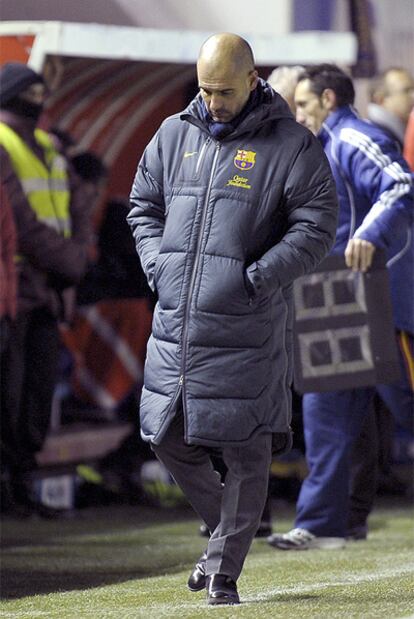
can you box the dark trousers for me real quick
[152,405,272,581]
[298,335,413,538]
[348,402,379,532]
[298,389,372,537]
[1,308,60,475]
[349,332,414,532]
[349,394,410,531]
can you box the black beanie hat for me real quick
[0,62,44,107]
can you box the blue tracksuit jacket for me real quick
[319,105,413,334]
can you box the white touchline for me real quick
[243,562,414,602]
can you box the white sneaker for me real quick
[267,527,345,550]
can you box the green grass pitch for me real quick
[1,500,413,618]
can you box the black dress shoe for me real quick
[206,574,240,605]
[187,551,207,591]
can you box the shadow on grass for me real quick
[0,504,199,600]
[0,564,185,600]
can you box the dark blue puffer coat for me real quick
[128,81,338,447]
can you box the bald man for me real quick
[368,67,414,147]
[128,33,337,605]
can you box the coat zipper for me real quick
[180,140,221,434]
[153,142,219,444]
[195,139,209,174]
[153,375,184,444]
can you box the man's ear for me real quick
[321,88,337,111]
[249,70,259,91]
[372,90,386,104]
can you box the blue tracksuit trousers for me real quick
[295,339,413,537]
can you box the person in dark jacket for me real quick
[0,62,94,517]
[0,181,17,352]
[128,34,338,605]
[268,64,413,551]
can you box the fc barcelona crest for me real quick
[234,149,256,171]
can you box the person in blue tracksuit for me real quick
[268,64,413,551]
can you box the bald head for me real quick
[197,33,258,123]
[370,67,414,123]
[198,33,255,75]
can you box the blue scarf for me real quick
[198,85,262,139]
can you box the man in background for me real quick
[267,65,304,113]
[0,62,94,517]
[368,67,414,148]
[268,64,413,550]
[0,182,17,353]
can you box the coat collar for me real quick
[180,78,294,140]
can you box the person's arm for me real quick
[246,132,338,295]
[0,182,17,319]
[340,127,413,271]
[127,131,165,292]
[66,160,96,249]
[0,147,93,284]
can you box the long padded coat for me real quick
[128,81,338,447]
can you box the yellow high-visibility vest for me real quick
[0,121,71,237]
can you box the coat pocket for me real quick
[245,261,272,306]
[196,254,253,315]
[154,252,186,310]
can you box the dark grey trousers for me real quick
[152,407,272,581]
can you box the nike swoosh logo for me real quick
[184,151,198,158]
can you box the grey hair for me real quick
[267,65,305,99]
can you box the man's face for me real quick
[294,79,330,135]
[197,61,258,123]
[383,70,414,124]
[19,82,47,106]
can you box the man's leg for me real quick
[295,388,373,538]
[206,432,272,581]
[151,407,223,533]
[348,402,379,538]
[0,312,27,471]
[0,313,28,512]
[6,309,61,510]
[20,308,60,455]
